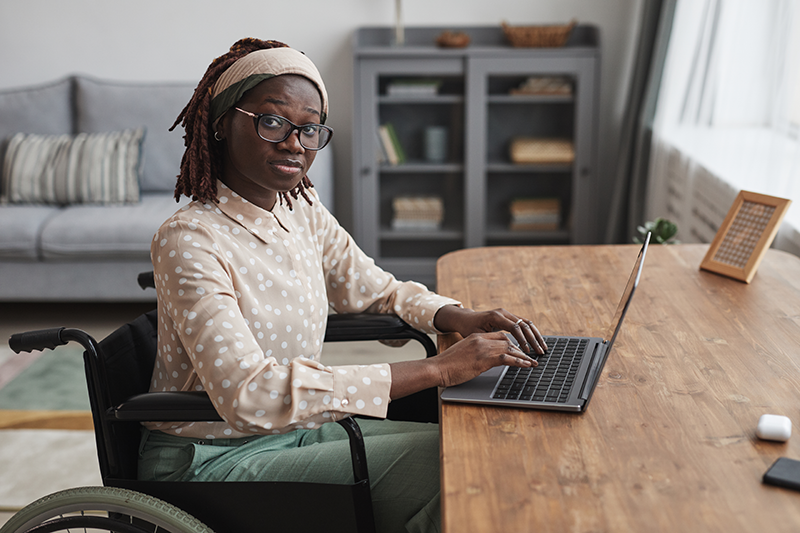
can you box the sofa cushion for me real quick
[3,129,143,204]
[0,204,61,260]
[74,77,195,194]
[0,77,73,173]
[39,193,189,261]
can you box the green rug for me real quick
[0,347,89,411]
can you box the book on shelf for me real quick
[387,79,442,97]
[385,123,406,163]
[392,196,444,231]
[392,219,442,231]
[377,126,394,164]
[509,76,573,96]
[378,123,406,165]
[509,138,574,165]
[376,129,388,164]
[509,197,560,231]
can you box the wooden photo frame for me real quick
[699,190,791,283]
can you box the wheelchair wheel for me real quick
[0,486,212,533]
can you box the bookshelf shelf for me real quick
[379,95,465,105]
[380,162,464,173]
[487,162,572,173]
[487,94,574,104]
[352,26,600,287]
[486,229,571,242]
[380,228,465,240]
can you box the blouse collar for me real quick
[212,180,293,244]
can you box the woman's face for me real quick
[218,74,321,211]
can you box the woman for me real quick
[140,38,546,533]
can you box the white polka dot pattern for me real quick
[146,181,459,439]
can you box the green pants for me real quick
[139,419,440,533]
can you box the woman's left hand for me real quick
[433,305,547,355]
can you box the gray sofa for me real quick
[0,75,334,302]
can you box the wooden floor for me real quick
[0,410,93,430]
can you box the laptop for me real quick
[441,232,650,413]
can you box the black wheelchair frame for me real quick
[4,274,438,533]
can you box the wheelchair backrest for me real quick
[92,309,158,480]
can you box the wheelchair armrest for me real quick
[111,391,371,483]
[111,391,221,422]
[325,313,437,358]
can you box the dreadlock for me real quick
[170,38,315,208]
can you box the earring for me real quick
[214,131,223,142]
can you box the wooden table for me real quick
[436,244,800,533]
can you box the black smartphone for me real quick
[764,457,800,491]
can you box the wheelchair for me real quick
[2,273,438,533]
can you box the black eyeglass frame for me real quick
[233,107,333,151]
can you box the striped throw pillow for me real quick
[1,128,144,205]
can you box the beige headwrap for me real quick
[209,47,328,126]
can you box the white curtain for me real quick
[646,0,800,254]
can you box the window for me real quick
[646,0,800,253]
[787,6,800,133]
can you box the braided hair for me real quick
[170,38,315,208]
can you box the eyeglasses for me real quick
[234,107,333,151]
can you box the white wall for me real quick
[0,0,642,234]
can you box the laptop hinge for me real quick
[579,342,603,401]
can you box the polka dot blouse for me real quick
[146,181,460,440]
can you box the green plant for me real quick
[634,217,679,244]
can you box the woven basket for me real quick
[501,20,576,48]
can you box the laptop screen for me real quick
[603,233,650,350]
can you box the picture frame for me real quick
[699,190,791,283]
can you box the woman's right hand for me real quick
[389,332,536,400]
[433,331,537,388]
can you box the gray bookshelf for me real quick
[352,26,600,288]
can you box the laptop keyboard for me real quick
[491,337,588,403]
